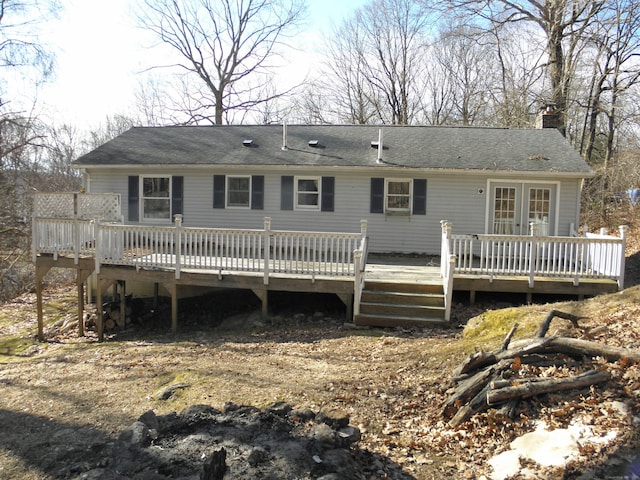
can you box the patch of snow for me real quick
[488,419,618,480]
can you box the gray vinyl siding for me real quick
[86,168,584,255]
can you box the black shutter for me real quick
[213,175,226,209]
[128,176,139,222]
[281,176,294,210]
[321,176,335,212]
[370,178,384,213]
[251,175,264,210]
[172,176,184,220]
[413,179,427,215]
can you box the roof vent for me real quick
[242,139,253,147]
[282,122,288,151]
[308,140,319,147]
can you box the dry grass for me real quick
[1,207,639,479]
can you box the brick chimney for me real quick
[536,103,559,129]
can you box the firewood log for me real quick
[486,369,610,405]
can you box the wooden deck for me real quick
[31,197,627,339]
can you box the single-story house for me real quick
[72,122,593,254]
[32,118,628,340]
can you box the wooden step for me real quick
[361,290,444,307]
[359,301,445,318]
[355,278,447,327]
[363,280,443,295]
[354,313,448,327]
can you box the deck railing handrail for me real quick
[353,220,369,318]
[33,216,368,287]
[440,221,455,322]
[447,222,627,289]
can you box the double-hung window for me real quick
[141,176,171,220]
[370,177,426,215]
[227,176,251,208]
[385,179,411,213]
[295,177,320,210]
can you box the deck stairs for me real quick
[354,279,447,327]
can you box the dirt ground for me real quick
[1,213,640,479]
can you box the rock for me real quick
[152,382,190,401]
[288,408,316,422]
[267,401,293,417]
[201,447,226,480]
[337,426,361,446]
[246,445,269,466]
[138,410,159,430]
[317,407,350,429]
[117,421,151,450]
[309,423,337,448]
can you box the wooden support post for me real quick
[469,290,476,304]
[35,264,50,342]
[96,276,104,342]
[153,283,159,310]
[75,269,93,337]
[262,291,268,320]
[77,280,84,337]
[251,289,269,320]
[119,281,126,329]
[337,293,353,321]
[167,283,178,334]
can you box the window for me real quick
[295,177,320,209]
[385,179,411,212]
[370,178,426,215]
[493,187,516,234]
[528,188,550,235]
[142,176,171,220]
[227,176,251,208]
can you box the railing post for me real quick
[94,219,102,275]
[354,250,362,318]
[73,215,80,265]
[263,217,271,285]
[360,219,368,239]
[174,214,183,280]
[32,214,37,263]
[440,220,452,277]
[445,254,456,322]
[618,225,628,290]
[529,222,537,288]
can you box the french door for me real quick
[490,182,555,236]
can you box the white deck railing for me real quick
[33,215,369,286]
[440,221,456,322]
[446,222,627,289]
[353,222,369,317]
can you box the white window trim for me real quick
[226,175,251,209]
[385,178,412,213]
[294,176,321,211]
[140,175,172,223]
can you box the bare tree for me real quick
[431,26,495,126]
[136,0,306,125]
[442,0,606,135]
[486,23,546,127]
[321,16,381,124]
[320,0,432,125]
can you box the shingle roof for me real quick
[73,124,592,174]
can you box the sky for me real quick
[36,0,369,128]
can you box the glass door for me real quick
[490,183,556,236]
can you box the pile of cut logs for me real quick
[442,310,640,428]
